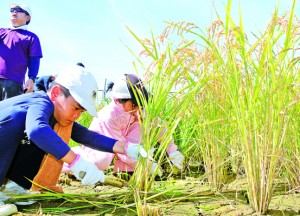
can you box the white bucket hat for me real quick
[9,3,32,17]
[55,65,98,117]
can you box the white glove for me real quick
[125,143,147,159]
[69,155,105,186]
[150,161,162,177]
[168,151,184,170]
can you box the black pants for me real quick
[0,79,23,101]
[6,142,45,189]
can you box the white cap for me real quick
[111,74,149,107]
[112,76,131,99]
[55,65,98,117]
[10,3,32,17]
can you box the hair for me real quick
[49,75,56,81]
[125,74,148,107]
[76,62,85,68]
[118,98,130,104]
[48,81,71,97]
[25,12,30,25]
[106,81,114,93]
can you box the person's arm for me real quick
[72,121,148,159]
[167,140,179,154]
[156,123,179,154]
[78,105,128,150]
[71,122,124,153]
[25,98,71,159]
[26,100,142,160]
[60,149,77,164]
[27,57,40,81]
[89,108,139,166]
[24,57,40,93]
[25,100,107,186]
[157,122,184,169]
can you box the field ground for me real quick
[12,173,300,216]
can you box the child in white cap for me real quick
[0,66,145,215]
[62,74,184,175]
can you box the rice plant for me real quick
[126,26,199,215]
[127,0,300,214]
[282,89,300,190]
[224,1,299,213]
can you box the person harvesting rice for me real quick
[0,65,146,215]
[62,74,184,175]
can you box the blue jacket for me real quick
[0,91,117,185]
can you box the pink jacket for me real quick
[77,101,178,172]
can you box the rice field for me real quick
[12,0,300,215]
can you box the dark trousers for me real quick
[0,79,23,101]
[6,142,45,189]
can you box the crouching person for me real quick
[0,65,145,215]
[62,74,184,178]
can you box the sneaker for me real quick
[0,203,18,216]
[0,190,10,203]
[1,181,36,205]
[0,185,18,215]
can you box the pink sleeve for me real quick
[115,153,137,167]
[155,125,178,155]
[115,122,142,166]
[91,105,137,166]
[125,122,179,155]
[115,121,144,166]
[125,122,142,143]
[166,139,178,155]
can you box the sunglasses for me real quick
[10,8,29,15]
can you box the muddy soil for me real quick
[9,169,300,216]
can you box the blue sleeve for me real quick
[28,57,40,80]
[71,122,117,153]
[25,99,71,159]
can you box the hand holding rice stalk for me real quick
[79,171,127,188]
[125,143,148,159]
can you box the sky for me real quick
[0,0,298,91]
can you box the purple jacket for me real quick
[0,28,42,84]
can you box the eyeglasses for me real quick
[10,8,29,15]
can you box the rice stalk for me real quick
[222,0,299,213]
[127,25,205,214]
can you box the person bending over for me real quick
[0,66,144,191]
[62,74,184,176]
